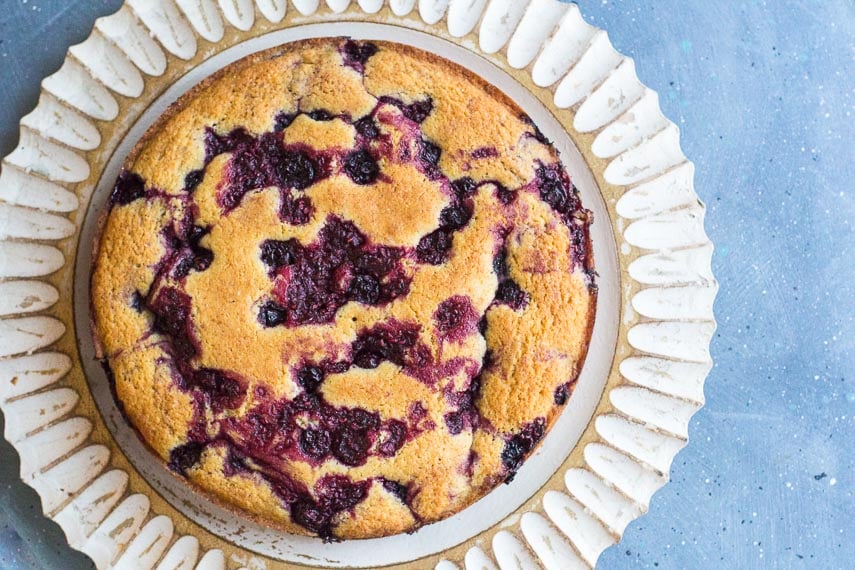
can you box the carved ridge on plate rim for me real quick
[0,1,716,568]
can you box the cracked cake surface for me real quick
[91,38,596,540]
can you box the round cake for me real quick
[91,38,596,540]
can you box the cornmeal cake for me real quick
[91,38,596,540]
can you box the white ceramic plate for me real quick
[0,2,716,569]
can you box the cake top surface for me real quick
[91,37,595,540]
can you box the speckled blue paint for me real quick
[0,2,852,569]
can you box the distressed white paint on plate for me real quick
[195,548,227,570]
[176,0,226,42]
[127,0,198,60]
[255,0,288,23]
[628,245,715,286]
[446,0,488,38]
[553,30,622,108]
[70,31,145,98]
[0,352,71,402]
[419,0,450,25]
[96,6,169,77]
[0,166,80,212]
[0,280,59,316]
[292,0,320,16]
[325,0,351,14]
[574,58,644,133]
[493,530,540,570]
[584,443,665,508]
[357,0,384,14]
[389,0,416,17]
[465,546,499,570]
[479,0,528,54]
[81,494,150,569]
[0,316,66,358]
[542,490,615,567]
[29,445,111,514]
[531,5,594,88]
[53,470,128,549]
[521,512,587,570]
[20,94,101,151]
[218,0,256,31]
[0,203,75,240]
[507,0,568,70]
[619,356,709,403]
[155,535,200,570]
[16,416,92,478]
[113,515,174,570]
[591,89,669,159]
[3,388,79,442]
[596,414,685,474]
[6,129,90,183]
[0,242,65,278]
[42,59,119,121]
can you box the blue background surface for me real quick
[0,1,852,568]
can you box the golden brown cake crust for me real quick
[91,38,595,540]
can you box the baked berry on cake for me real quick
[91,38,595,540]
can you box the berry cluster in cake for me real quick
[91,38,595,540]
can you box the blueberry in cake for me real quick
[91,38,596,540]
